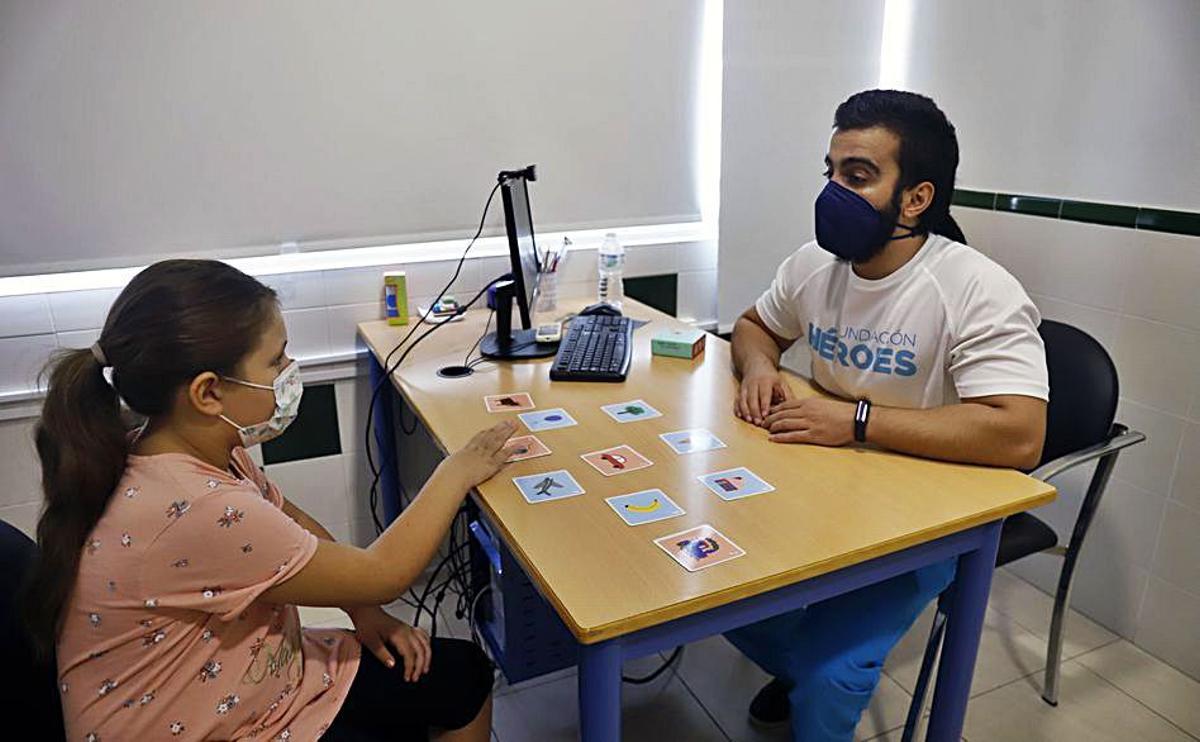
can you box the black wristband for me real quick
[854,399,872,443]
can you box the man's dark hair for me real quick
[834,90,967,244]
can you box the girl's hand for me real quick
[347,606,432,682]
[445,420,515,489]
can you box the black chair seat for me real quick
[996,512,1058,567]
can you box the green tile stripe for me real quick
[951,189,1200,237]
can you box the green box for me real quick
[651,327,706,359]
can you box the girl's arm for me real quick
[259,420,514,607]
[282,498,336,541]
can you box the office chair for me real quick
[0,519,65,740]
[900,320,1147,741]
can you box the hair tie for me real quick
[90,342,109,368]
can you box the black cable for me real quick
[364,273,500,528]
[364,180,501,533]
[365,276,502,535]
[622,647,684,685]
[462,309,495,367]
[397,396,419,437]
[411,538,471,635]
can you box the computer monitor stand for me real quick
[480,279,559,360]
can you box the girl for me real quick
[25,259,514,741]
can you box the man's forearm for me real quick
[732,315,783,377]
[867,402,1042,469]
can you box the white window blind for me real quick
[0,1,704,276]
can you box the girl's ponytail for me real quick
[25,347,129,657]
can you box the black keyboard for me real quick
[550,314,633,382]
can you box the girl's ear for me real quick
[188,372,225,417]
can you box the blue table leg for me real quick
[369,356,402,525]
[926,520,1002,741]
[579,640,622,741]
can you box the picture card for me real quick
[512,469,585,504]
[654,524,746,571]
[660,428,727,455]
[580,445,653,476]
[605,488,685,526]
[601,399,663,423]
[518,408,578,432]
[484,392,536,412]
[503,435,551,462]
[697,467,775,501]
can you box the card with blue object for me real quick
[654,523,745,571]
[518,408,578,432]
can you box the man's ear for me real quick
[188,372,225,417]
[902,181,935,221]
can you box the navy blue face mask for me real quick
[814,179,923,263]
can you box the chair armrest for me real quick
[1028,427,1146,482]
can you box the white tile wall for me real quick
[0,418,42,509]
[677,269,718,324]
[1121,230,1200,332]
[972,207,1200,680]
[56,328,102,350]
[1150,501,1200,596]
[326,303,382,358]
[1112,400,1186,498]
[0,334,58,394]
[260,272,327,310]
[47,288,120,332]
[1136,577,1200,680]
[1170,421,1200,510]
[0,293,54,336]
[1111,315,1200,414]
[280,307,332,361]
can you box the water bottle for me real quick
[597,232,625,309]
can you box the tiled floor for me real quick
[299,567,1200,741]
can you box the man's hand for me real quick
[347,606,432,682]
[735,365,793,426]
[762,397,857,446]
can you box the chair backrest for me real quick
[0,519,65,739]
[1035,320,1120,468]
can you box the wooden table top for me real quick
[358,299,1055,644]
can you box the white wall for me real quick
[905,0,1200,210]
[716,0,885,329]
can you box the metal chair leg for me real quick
[1043,568,1070,706]
[901,607,947,742]
[1041,448,1121,706]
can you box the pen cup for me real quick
[534,270,558,318]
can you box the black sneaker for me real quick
[748,678,792,729]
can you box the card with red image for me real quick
[580,445,653,476]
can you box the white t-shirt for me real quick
[754,234,1049,409]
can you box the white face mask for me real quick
[219,360,303,447]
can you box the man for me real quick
[727,90,1048,741]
